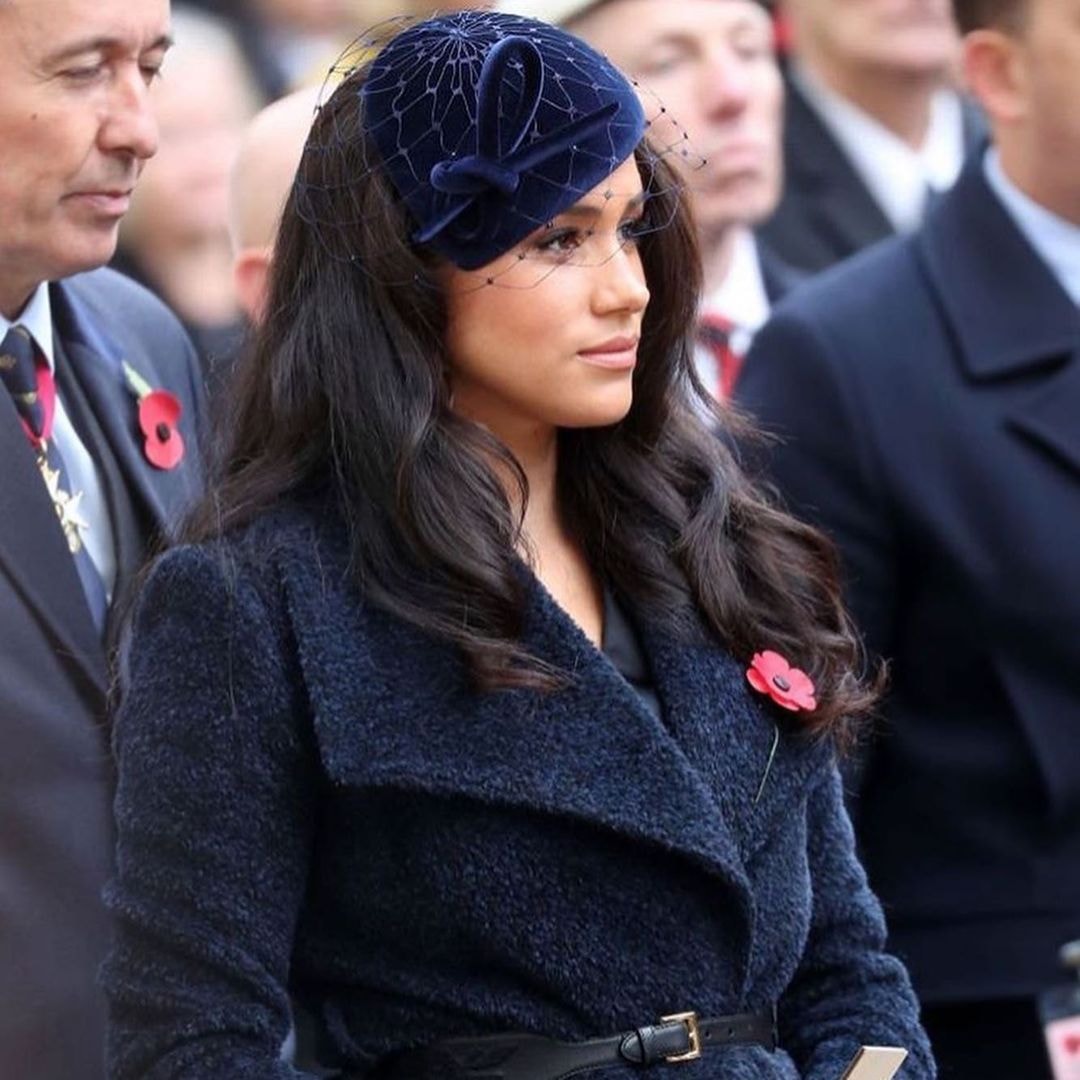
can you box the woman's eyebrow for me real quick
[556,191,648,222]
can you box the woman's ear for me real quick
[962,27,1030,128]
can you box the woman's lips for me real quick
[578,336,639,370]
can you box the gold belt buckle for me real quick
[660,1010,701,1063]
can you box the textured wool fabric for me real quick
[362,11,646,269]
[104,503,935,1079]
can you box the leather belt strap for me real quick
[365,1005,777,1080]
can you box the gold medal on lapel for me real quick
[37,453,90,555]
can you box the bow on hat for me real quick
[363,11,646,270]
[418,35,619,246]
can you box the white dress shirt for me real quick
[792,64,967,235]
[695,228,772,400]
[984,148,1080,306]
[1,284,118,599]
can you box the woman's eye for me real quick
[618,217,648,245]
[535,228,582,256]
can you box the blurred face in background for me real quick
[786,0,959,80]
[123,29,260,249]
[250,0,359,33]
[569,0,784,238]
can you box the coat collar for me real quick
[277,522,831,1001]
[0,279,139,695]
[0,389,106,693]
[919,150,1079,382]
[779,75,896,256]
[50,279,175,535]
[919,152,1080,480]
[0,275,203,695]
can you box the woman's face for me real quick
[442,156,651,447]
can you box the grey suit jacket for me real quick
[0,268,205,1080]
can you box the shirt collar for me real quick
[983,147,1080,307]
[792,63,966,234]
[0,282,56,372]
[703,228,770,356]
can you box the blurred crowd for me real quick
[116,0,978,391]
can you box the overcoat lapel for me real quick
[0,390,106,693]
[284,538,830,999]
[782,81,895,257]
[920,158,1080,478]
[638,619,830,863]
[1007,350,1080,480]
[50,282,198,540]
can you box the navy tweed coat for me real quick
[104,502,934,1079]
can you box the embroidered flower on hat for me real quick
[746,651,817,712]
[122,361,185,471]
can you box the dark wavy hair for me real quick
[184,62,880,742]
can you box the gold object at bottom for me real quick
[36,452,89,555]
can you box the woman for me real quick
[104,11,934,1079]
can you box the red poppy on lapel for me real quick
[138,390,185,470]
[123,361,185,471]
[746,651,817,712]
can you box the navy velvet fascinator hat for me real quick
[359,10,647,271]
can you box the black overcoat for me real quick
[738,153,1080,1004]
[104,504,934,1079]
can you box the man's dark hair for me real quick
[952,0,1026,34]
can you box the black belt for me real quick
[364,1006,777,1080]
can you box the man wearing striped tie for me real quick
[0,0,205,1076]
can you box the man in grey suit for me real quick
[0,0,205,1075]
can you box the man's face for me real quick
[0,0,170,316]
[1008,0,1080,223]
[569,0,784,239]
[787,0,958,79]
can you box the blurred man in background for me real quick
[738,0,1080,1074]
[229,87,320,324]
[761,0,983,272]
[499,0,795,399]
[117,4,263,383]
[0,0,205,1075]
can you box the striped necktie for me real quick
[0,324,109,633]
[698,313,743,400]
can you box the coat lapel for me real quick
[920,156,1080,478]
[1006,348,1080,480]
[283,533,831,1000]
[638,617,831,862]
[0,391,106,693]
[50,281,200,540]
[781,80,895,257]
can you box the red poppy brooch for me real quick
[746,651,817,712]
[123,362,185,471]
